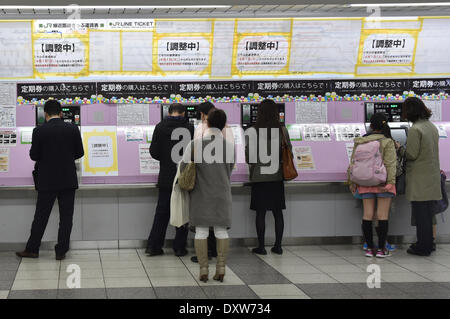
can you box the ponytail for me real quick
[369,113,392,139]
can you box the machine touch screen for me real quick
[365,102,404,123]
[391,127,408,147]
[36,105,81,126]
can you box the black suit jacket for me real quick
[30,118,84,191]
[149,116,194,188]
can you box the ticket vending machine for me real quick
[36,105,81,126]
[364,102,409,146]
[161,104,201,127]
[241,103,285,130]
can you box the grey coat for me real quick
[245,126,292,183]
[180,135,235,227]
[402,119,442,202]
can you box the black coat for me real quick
[150,116,194,188]
[30,118,84,191]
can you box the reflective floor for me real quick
[1,244,450,299]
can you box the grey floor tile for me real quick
[0,271,17,281]
[296,283,355,296]
[202,285,259,299]
[8,289,57,299]
[361,294,413,299]
[238,273,291,285]
[57,288,107,299]
[214,296,260,299]
[310,293,362,299]
[344,283,410,297]
[0,256,20,263]
[391,282,450,296]
[227,257,266,266]
[227,264,279,276]
[106,288,157,299]
[438,282,450,290]
[0,281,13,290]
[409,293,450,299]
[0,263,20,271]
[154,286,207,299]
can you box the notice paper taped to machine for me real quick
[293,146,315,170]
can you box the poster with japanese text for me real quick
[139,144,159,174]
[0,148,9,172]
[81,126,118,176]
[293,146,315,170]
[356,21,420,76]
[34,36,88,76]
[234,35,290,74]
[156,36,211,74]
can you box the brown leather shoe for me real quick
[16,251,39,258]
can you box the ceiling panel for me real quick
[2,3,450,18]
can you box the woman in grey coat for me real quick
[181,109,235,283]
[402,97,442,256]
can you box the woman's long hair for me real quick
[254,99,281,130]
[370,113,392,139]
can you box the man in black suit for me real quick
[146,103,194,257]
[16,100,84,260]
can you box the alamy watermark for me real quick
[366,264,381,288]
[170,127,281,175]
[65,264,81,289]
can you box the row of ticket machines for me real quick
[38,101,404,133]
[39,101,408,144]
[2,100,448,187]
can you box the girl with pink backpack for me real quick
[348,113,397,258]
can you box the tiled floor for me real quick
[1,244,450,299]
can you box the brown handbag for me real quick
[280,127,298,181]
[178,162,196,191]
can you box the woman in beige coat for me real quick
[402,97,442,256]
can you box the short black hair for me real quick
[168,103,186,115]
[44,100,62,116]
[403,97,432,122]
[207,109,227,131]
[197,102,215,116]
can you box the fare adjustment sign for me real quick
[156,37,211,74]
[356,19,421,76]
[234,35,290,75]
[34,37,87,76]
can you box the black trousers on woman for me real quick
[411,201,434,255]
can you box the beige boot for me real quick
[194,239,209,282]
[213,238,229,282]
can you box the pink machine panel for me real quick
[285,101,367,182]
[2,101,449,187]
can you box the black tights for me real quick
[255,209,284,248]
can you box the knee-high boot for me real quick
[194,239,209,282]
[213,238,229,282]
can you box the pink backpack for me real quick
[350,140,387,186]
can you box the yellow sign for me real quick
[82,127,118,176]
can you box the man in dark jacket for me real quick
[146,103,194,256]
[16,100,84,260]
